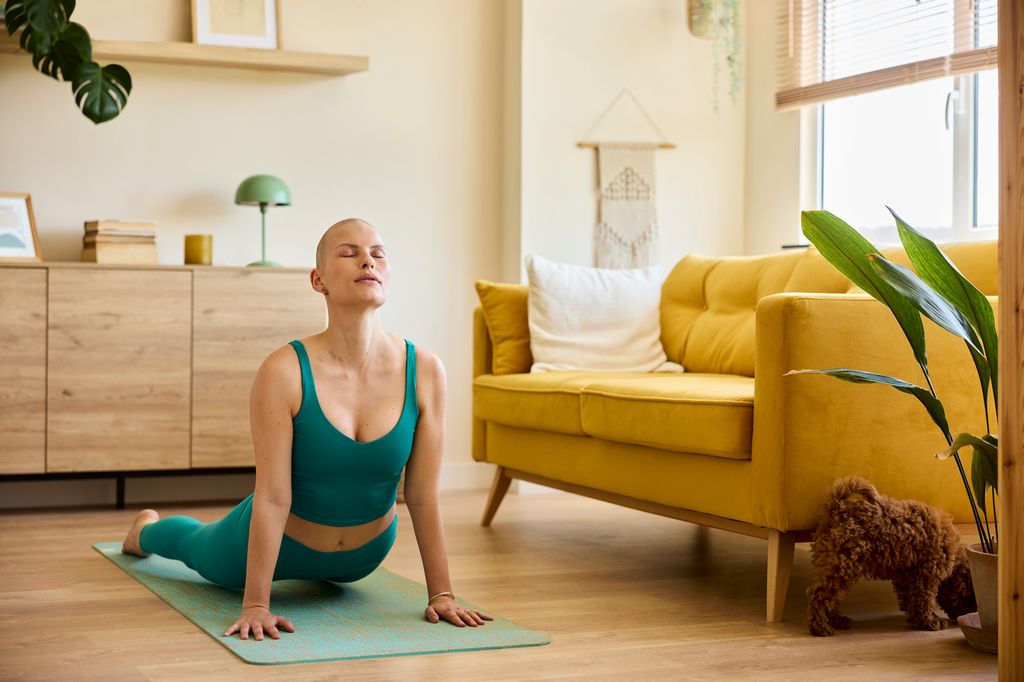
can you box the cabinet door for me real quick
[47,269,191,471]
[0,267,47,473]
[192,270,325,468]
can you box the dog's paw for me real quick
[832,615,852,630]
[911,614,947,631]
[807,617,835,637]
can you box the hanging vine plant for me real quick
[3,0,132,124]
[687,0,743,111]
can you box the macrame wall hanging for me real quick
[578,89,675,269]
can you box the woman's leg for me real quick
[132,494,255,589]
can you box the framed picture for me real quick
[191,0,280,50]
[0,192,42,262]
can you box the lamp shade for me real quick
[234,175,292,206]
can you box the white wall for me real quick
[1,0,774,509]
[516,0,748,274]
[0,0,504,506]
[742,0,808,255]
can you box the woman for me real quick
[121,218,491,640]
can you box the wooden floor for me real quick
[0,488,996,681]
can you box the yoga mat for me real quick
[93,542,549,665]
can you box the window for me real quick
[814,0,999,243]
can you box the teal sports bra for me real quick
[287,338,419,526]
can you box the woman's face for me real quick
[314,220,390,308]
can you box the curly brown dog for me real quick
[806,476,976,636]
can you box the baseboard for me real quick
[0,462,494,510]
[438,461,494,492]
[0,473,257,511]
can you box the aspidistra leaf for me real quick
[786,368,950,440]
[801,211,929,379]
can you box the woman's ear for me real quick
[310,269,328,295]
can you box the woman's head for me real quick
[312,218,389,309]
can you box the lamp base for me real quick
[246,259,283,267]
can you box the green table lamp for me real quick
[235,174,291,267]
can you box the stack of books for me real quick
[81,220,158,264]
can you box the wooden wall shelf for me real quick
[0,37,368,77]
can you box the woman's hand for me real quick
[425,598,493,627]
[223,605,296,640]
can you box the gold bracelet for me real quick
[428,591,455,604]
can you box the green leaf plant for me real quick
[787,208,999,554]
[4,0,131,123]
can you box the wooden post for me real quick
[998,0,1024,676]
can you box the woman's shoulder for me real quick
[251,342,304,413]
[399,336,443,376]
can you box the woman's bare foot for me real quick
[122,509,159,557]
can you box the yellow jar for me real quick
[184,234,213,265]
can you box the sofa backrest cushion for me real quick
[785,240,998,296]
[660,250,805,376]
[661,239,996,377]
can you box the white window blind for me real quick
[776,0,998,110]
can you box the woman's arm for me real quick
[223,347,297,641]
[404,348,491,627]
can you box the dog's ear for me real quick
[936,558,976,620]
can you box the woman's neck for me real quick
[320,309,386,372]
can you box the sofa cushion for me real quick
[474,281,532,375]
[525,254,681,373]
[579,374,755,459]
[660,251,804,377]
[474,371,656,435]
[785,241,998,296]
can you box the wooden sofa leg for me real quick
[767,530,796,623]
[481,466,512,527]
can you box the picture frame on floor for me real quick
[191,0,281,50]
[0,192,42,262]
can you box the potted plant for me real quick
[686,0,743,111]
[788,208,999,645]
[3,0,132,123]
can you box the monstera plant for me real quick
[4,0,131,123]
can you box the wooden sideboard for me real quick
[0,262,325,483]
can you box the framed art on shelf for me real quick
[0,192,42,262]
[191,0,281,50]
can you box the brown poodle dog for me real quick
[806,476,976,636]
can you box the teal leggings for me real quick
[138,493,397,589]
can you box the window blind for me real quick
[776,0,998,110]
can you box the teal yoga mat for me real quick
[93,542,549,665]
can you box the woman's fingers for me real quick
[444,609,466,627]
[253,623,264,641]
[277,617,296,633]
[425,606,440,623]
[239,623,250,640]
[469,610,486,625]
[459,610,478,627]
[265,624,280,640]
[223,622,239,637]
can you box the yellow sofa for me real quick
[472,241,997,622]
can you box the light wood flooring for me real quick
[0,488,997,681]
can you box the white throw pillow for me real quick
[525,254,683,373]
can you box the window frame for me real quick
[812,73,999,245]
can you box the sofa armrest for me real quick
[472,307,492,461]
[751,292,994,531]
